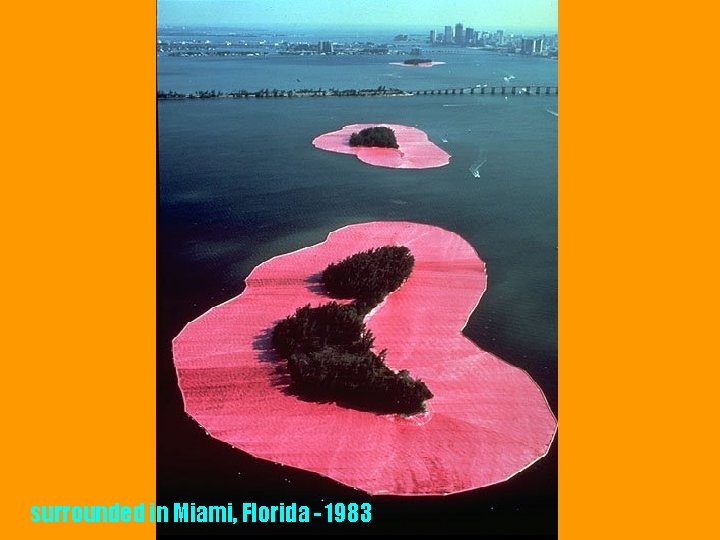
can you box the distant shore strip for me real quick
[157,85,558,100]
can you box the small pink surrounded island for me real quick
[312,123,450,169]
[172,222,557,495]
[389,61,446,68]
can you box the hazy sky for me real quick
[157,0,558,32]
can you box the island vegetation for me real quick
[403,58,432,65]
[271,246,432,414]
[157,85,558,101]
[322,245,414,314]
[348,126,399,149]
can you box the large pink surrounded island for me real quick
[312,123,450,169]
[172,222,557,495]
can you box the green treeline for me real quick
[157,85,558,101]
[271,246,432,415]
[348,127,400,149]
[272,303,372,359]
[322,246,414,315]
[157,85,408,100]
[403,58,432,65]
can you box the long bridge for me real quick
[157,85,558,100]
[415,85,557,96]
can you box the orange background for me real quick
[2,1,716,538]
[560,2,718,538]
[2,1,155,538]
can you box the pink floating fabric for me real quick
[312,123,451,169]
[172,222,557,495]
[388,61,446,68]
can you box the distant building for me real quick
[429,30,436,43]
[455,22,464,44]
[521,38,544,55]
[465,27,475,45]
[318,40,334,54]
[444,25,453,43]
[495,30,504,44]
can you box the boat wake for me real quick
[469,157,488,178]
[545,108,558,117]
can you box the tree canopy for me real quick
[321,246,414,314]
[271,302,373,359]
[271,246,432,415]
[403,58,432,65]
[288,347,433,414]
[348,126,399,149]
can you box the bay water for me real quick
[158,29,557,536]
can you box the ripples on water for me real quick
[159,93,557,401]
[158,40,557,535]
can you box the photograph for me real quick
[157,0,558,535]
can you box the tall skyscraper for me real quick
[317,41,334,54]
[444,25,453,43]
[521,38,533,54]
[455,23,464,44]
[430,30,436,43]
[465,27,475,45]
[521,38,543,55]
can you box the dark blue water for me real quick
[158,35,557,537]
[158,49,556,94]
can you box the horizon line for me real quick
[157,22,558,32]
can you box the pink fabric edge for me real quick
[312,124,451,169]
[172,221,557,495]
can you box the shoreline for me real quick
[157,85,558,100]
[172,221,557,495]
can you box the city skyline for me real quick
[158,0,558,33]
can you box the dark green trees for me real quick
[288,347,433,414]
[322,246,414,315]
[403,58,432,65]
[271,246,432,415]
[271,302,373,359]
[348,126,399,149]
